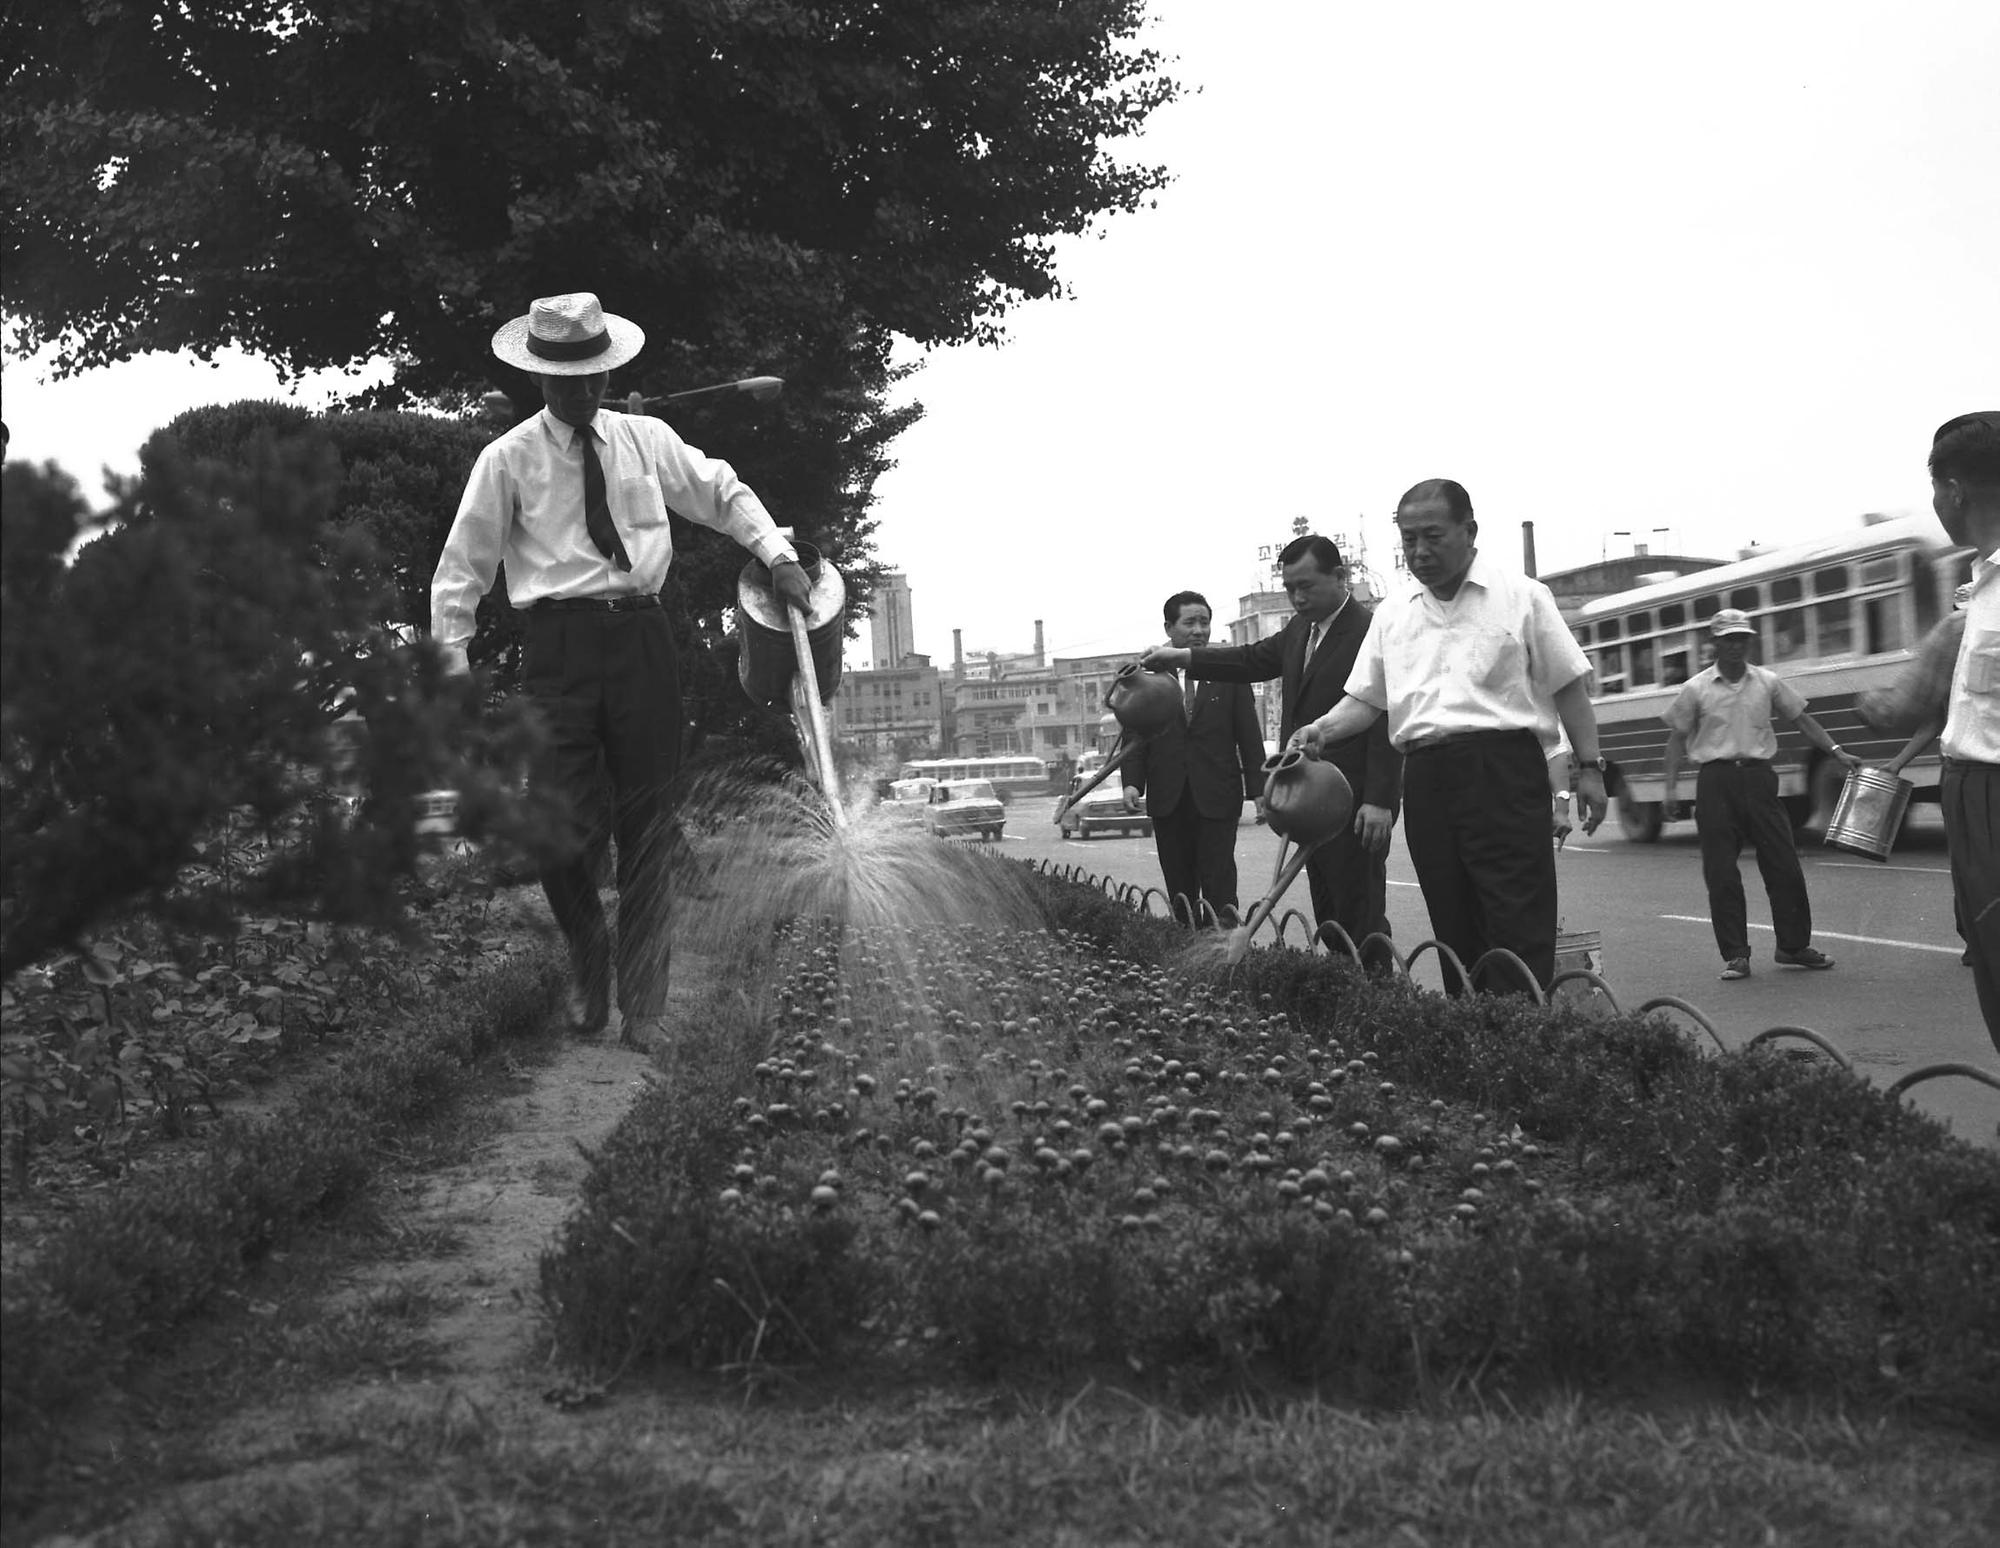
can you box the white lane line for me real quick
[1659,915,1963,956]
[1817,860,1952,876]
[1388,880,1422,888]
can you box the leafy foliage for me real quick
[0,451,553,979]
[3,2,1180,387]
[0,925,566,1516]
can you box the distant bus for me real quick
[897,755,1049,799]
[1578,514,1973,841]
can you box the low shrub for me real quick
[547,871,2000,1428]
[0,939,566,1517]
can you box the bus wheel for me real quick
[1617,798,1663,843]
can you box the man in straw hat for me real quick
[432,292,811,1047]
[1861,410,2000,1047]
[1660,608,1859,981]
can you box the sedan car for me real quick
[1059,778,1152,840]
[925,779,1006,841]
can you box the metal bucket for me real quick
[735,541,846,708]
[1823,766,1913,861]
[1554,929,1604,978]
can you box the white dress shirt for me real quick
[1942,553,1999,763]
[430,408,796,654]
[1344,550,1589,751]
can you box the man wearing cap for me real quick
[1861,411,2000,1045]
[1661,609,1859,980]
[431,292,811,1047]
[1292,482,1607,992]
[1142,535,1401,951]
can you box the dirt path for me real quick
[62,994,684,1546]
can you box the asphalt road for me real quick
[984,793,1997,1147]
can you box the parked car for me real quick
[879,777,934,820]
[1059,776,1152,840]
[926,779,1006,841]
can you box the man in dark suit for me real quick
[1144,536,1402,949]
[1121,591,1267,924]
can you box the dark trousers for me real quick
[524,606,682,1022]
[1304,824,1390,951]
[1695,759,1811,961]
[1941,760,2000,1050]
[1151,792,1242,921]
[1402,730,1556,992]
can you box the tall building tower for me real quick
[870,570,914,668]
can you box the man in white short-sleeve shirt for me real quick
[1661,610,1859,981]
[1298,479,1608,992]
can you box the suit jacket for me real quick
[1188,601,1402,817]
[1124,674,1266,820]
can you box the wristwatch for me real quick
[1553,791,1572,804]
[1580,757,1609,774]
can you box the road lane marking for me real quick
[1817,860,1951,875]
[1659,915,1963,955]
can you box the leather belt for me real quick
[530,594,660,613]
[1942,755,2000,772]
[1402,727,1538,756]
[1700,757,1769,768]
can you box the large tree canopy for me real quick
[2,1,1179,401]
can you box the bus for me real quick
[896,755,1051,801]
[1577,513,1973,841]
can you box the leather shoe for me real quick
[1718,958,1750,981]
[1773,947,1834,970]
[566,986,609,1037]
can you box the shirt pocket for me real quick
[620,474,669,529]
[1458,625,1525,690]
[1962,626,1999,696]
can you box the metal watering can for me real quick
[1227,746,1355,965]
[1053,664,1184,826]
[734,539,849,827]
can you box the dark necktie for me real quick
[1183,673,1198,720]
[578,425,632,572]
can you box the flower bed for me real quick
[546,871,2000,1423]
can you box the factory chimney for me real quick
[1521,520,1538,579]
[952,628,964,681]
[1034,619,1045,666]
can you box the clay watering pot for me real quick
[1053,665,1183,825]
[1225,748,1356,966]
[736,541,846,708]
[1259,746,1355,846]
[1103,663,1182,738]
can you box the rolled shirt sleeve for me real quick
[431,443,517,656]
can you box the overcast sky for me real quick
[6,0,1996,668]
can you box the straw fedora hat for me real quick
[490,292,645,376]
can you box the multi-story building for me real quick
[828,658,943,762]
[867,570,915,669]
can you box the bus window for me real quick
[1629,640,1656,687]
[1771,609,1808,663]
[1598,616,1621,639]
[1771,576,1802,605]
[1730,586,1761,613]
[1573,622,1592,647]
[1661,648,1691,686]
[1595,646,1625,694]
[1864,594,1907,655]
[1629,609,1652,635]
[1813,564,1848,596]
[1660,602,1686,628]
[1694,595,1721,622]
[1815,599,1855,657]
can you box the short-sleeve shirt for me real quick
[1941,555,1999,762]
[1344,551,1591,750]
[1662,663,1806,762]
